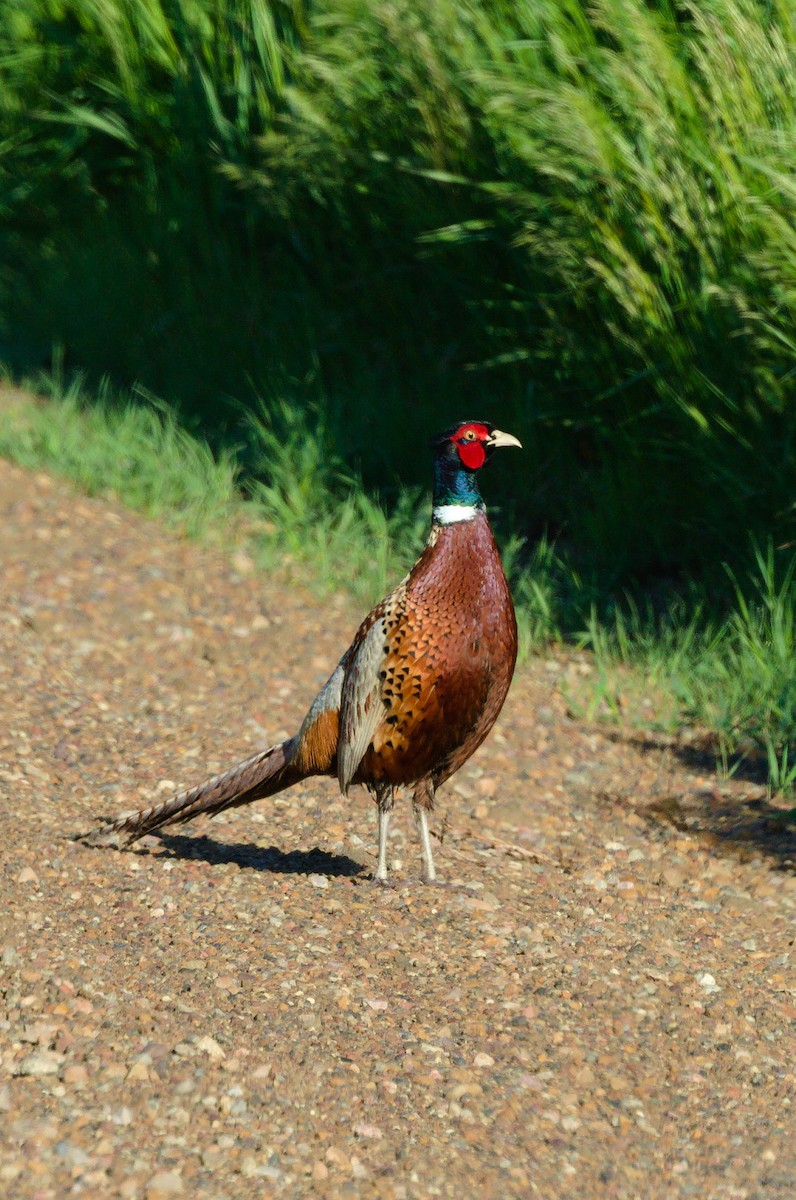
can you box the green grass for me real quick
[3,378,796,798]
[572,545,796,798]
[1,0,795,586]
[0,373,241,538]
[241,400,428,603]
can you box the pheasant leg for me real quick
[374,807,391,884]
[414,803,437,884]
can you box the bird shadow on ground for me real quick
[134,832,367,878]
[599,732,796,873]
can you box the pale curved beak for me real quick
[487,429,522,450]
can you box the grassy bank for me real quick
[2,0,795,586]
[2,379,795,798]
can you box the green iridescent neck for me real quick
[432,455,485,510]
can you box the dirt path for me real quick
[1,459,794,1199]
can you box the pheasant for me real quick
[85,420,521,883]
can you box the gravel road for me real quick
[1,459,794,1199]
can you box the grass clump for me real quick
[691,548,796,792]
[0,372,241,537]
[242,402,428,605]
[576,545,796,797]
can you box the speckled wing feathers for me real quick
[337,614,390,793]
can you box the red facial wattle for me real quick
[457,440,487,469]
[453,422,491,470]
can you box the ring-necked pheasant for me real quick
[85,421,521,883]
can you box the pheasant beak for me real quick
[486,429,522,450]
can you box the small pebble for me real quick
[195,1035,226,1060]
[14,1051,64,1077]
[146,1171,183,1197]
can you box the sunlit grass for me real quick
[0,373,240,537]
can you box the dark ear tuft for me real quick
[428,425,457,450]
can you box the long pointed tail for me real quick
[81,737,300,847]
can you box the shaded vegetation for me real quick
[1,0,795,585]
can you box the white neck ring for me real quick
[433,503,480,525]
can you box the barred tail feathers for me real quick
[84,738,299,847]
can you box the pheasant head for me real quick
[429,421,521,524]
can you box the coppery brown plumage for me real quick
[83,421,521,882]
